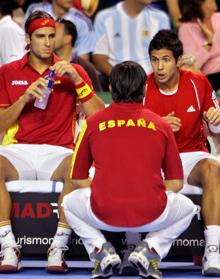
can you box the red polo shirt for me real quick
[0,53,94,149]
[71,102,183,227]
[144,70,218,153]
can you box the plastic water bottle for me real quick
[34,69,55,109]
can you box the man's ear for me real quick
[25,33,31,45]
[65,34,72,46]
[109,84,112,92]
[177,55,182,67]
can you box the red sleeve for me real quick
[201,75,220,112]
[71,119,93,179]
[162,123,183,180]
[72,63,95,103]
[0,66,10,108]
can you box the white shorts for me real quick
[180,151,219,185]
[0,144,73,180]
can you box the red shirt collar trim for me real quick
[20,53,60,69]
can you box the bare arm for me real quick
[165,0,181,28]
[0,99,26,133]
[81,94,105,116]
[0,77,47,133]
[72,178,92,190]
[52,61,105,116]
[164,179,183,192]
[78,53,90,61]
[92,54,113,77]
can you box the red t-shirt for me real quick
[71,102,183,227]
[0,54,94,149]
[144,70,219,153]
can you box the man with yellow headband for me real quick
[0,10,104,272]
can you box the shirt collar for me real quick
[110,102,144,110]
[20,53,60,69]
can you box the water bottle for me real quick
[34,69,55,109]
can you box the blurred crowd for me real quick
[2,0,220,92]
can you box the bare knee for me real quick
[199,159,220,190]
[0,155,18,181]
[51,155,72,181]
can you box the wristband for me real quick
[75,82,92,99]
[209,123,220,134]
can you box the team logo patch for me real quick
[187,105,196,112]
[41,19,50,26]
[11,80,28,86]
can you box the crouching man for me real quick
[63,61,197,278]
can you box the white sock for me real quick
[0,220,16,246]
[204,225,220,253]
[52,222,72,246]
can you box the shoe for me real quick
[119,244,139,275]
[128,241,162,279]
[46,241,68,273]
[91,242,121,278]
[0,240,22,273]
[202,245,220,277]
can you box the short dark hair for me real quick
[179,0,205,22]
[57,18,78,47]
[109,61,147,103]
[149,29,183,61]
[24,10,54,34]
[0,0,14,16]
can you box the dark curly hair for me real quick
[149,29,183,61]
[109,61,147,103]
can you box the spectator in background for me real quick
[55,18,102,91]
[92,0,170,90]
[13,0,42,26]
[24,0,95,61]
[151,0,181,28]
[178,0,220,92]
[97,0,181,28]
[73,0,99,17]
[0,0,26,66]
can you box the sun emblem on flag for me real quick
[143,30,150,37]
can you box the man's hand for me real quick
[52,61,83,84]
[163,112,181,132]
[20,78,48,104]
[178,54,201,73]
[203,107,220,125]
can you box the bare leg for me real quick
[47,155,74,273]
[0,155,20,272]
[50,155,73,224]
[0,155,18,221]
[188,158,220,225]
[188,158,220,276]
